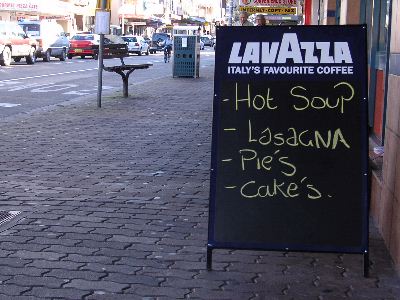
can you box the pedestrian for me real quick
[234,11,253,26]
[255,14,267,26]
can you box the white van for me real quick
[18,20,69,61]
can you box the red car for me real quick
[67,33,100,59]
[0,21,38,66]
[67,34,127,59]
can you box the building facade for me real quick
[0,0,97,34]
[110,0,222,37]
[0,0,222,37]
[305,0,400,272]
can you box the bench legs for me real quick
[114,68,136,98]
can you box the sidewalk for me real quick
[0,64,400,299]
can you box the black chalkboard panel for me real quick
[208,25,369,254]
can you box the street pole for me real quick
[228,0,234,26]
[122,0,125,34]
[96,0,107,108]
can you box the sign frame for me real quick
[207,25,370,276]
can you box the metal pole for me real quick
[96,0,107,108]
[228,0,234,26]
[122,0,125,34]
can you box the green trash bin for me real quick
[173,35,200,78]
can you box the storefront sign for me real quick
[241,0,297,6]
[239,6,297,14]
[0,0,39,12]
[0,0,72,15]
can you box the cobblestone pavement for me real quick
[0,64,400,300]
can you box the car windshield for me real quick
[20,24,40,36]
[122,37,137,42]
[72,35,95,41]
[152,34,169,41]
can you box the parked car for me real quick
[200,36,213,47]
[149,32,170,53]
[0,20,37,66]
[18,20,69,62]
[121,35,149,55]
[67,33,100,59]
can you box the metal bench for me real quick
[94,43,152,98]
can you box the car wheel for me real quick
[0,46,12,66]
[59,49,66,61]
[13,57,21,62]
[67,54,73,59]
[80,55,85,59]
[43,49,51,62]
[26,47,36,65]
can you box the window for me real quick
[20,24,40,36]
[377,0,389,52]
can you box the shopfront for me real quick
[0,0,73,32]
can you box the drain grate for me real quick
[0,211,21,226]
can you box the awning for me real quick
[187,16,206,24]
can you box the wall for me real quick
[371,0,400,270]
[319,0,336,25]
[310,0,400,273]
[339,0,360,24]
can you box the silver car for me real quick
[121,35,149,56]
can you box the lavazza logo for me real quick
[227,33,355,76]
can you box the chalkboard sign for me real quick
[208,26,369,258]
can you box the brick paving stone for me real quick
[63,279,128,293]
[25,287,91,299]
[80,262,141,275]
[26,259,85,270]
[0,296,39,300]
[95,248,150,259]
[189,288,255,300]
[108,235,160,244]
[105,273,163,285]
[86,293,140,300]
[9,250,65,261]
[0,284,31,296]
[124,284,190,299]
[29,236,80,247]
[76,240,131,250]
[0,257,33,268]
[45,269,106,281]
[44,245,98,255]
[61,253,118,265]
[0,266,48,277]
[0,249,13,256]
[5,275,66,288]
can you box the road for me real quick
[0,48,215,119]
